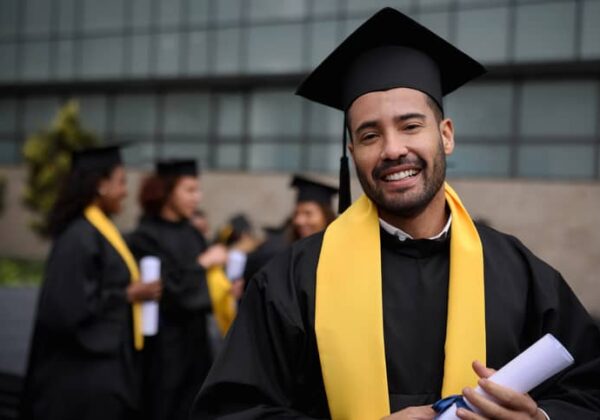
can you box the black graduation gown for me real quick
[192,224,600,419]
[126,216,213,420]
[21,217,140,420]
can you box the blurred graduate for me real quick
[126,159,234,420]
[21,146,161,420]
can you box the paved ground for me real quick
[0,287,38,376]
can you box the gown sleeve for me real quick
[529,270,600,418]
[127,227,212,313]
[192,243,329,419]
[36,221,128,354]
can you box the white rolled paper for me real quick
[436,333,574,420]
[140,256,161,336]
[226,249,247,281]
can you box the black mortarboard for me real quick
[291,175,338,207]
[295,7,486,212]
[72,145,122,172]
[155,159,198,177]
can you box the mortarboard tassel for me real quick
[338,117,351,214]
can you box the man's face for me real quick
[347,88,454,218]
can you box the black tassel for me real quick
[338,117,351,214]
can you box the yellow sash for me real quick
[84,205,144,351]
[206,266,237,336]
[315,183,485,419]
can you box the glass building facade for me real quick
[1,0,599,179]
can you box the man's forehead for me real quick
[348,88,432,122]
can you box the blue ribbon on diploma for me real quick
[433,394,472,417]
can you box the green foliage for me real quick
[22,100,98,237]
[0,257,44,286]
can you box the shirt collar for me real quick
[379,214,452,242]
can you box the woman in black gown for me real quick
[21,146,161,420]
[127,159,228,420]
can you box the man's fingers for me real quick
[478,379,538,414]
[472,360,495,379]
[463,386,513,419]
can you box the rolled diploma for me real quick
[226,249,247,281]
[437,333,574,420]
[140,256,161,336]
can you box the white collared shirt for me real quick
[379,215,453,241]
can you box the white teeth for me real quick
[385,169,418,181]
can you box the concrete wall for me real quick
[1,166,599,315]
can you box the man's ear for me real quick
[440,118,455,156]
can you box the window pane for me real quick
[420,0,453,7]
[188,31,209,75]
[80,37,124,78]
[24,0,52,36]
[164,93,210,135]
[447,145,510,177]
[58,0,76,35]
[130,35,151,76]
[445,83,513,138]
[114,95,157,135]
[308,20,339,69]
[249,0,307,21]
[249,90,302,137]
[55,40,75,79]
[82,0,126,32]
[24,98,60,134]
[77,95,108,135]
[0,43,17,81]
[157,0,182,27]
[307,143,340,173]
[122,141,156,166]
[22,42,50,81]
[161,141,209,166]
[346,0,412,16]
[217,94,244,137]
[215,0,243,23]
[520,81,597,137]
[189,0,210,26]
[517,145,594,178]
[0,0,19,39]
[308,102,343,137]
[311,1,338,17]
[0,140,18,164]
[132,0,153,29]
[0,100,18,133]
[514,2,576,62]
[213,28,241,74]
[456,7,509,63]
[247,24,303,73]
[249,144,301,171]
[582,0,600,59]
[416,11,451,41]
[155,33,180,76]
[216,144,243,170]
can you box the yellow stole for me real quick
[84,205,143,351]
[206,267,237,336]
[315,183,485,419]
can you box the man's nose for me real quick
[380,133,409,161]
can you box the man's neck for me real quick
[378,188,448,239]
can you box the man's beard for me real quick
[355,136,447,218]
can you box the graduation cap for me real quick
[155,159,198,177]
[71,145,122,172]
[296,7,486,213]
[291,175,339,207]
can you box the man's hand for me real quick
[127,280,162,302]
[381,405,436,420]
[456,361,546,420]
[198,244,228,269]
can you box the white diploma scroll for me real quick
[140,256,161,336]
[436,333,574,420]
[226,249,247,281]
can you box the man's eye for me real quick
[405,124,420,131]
